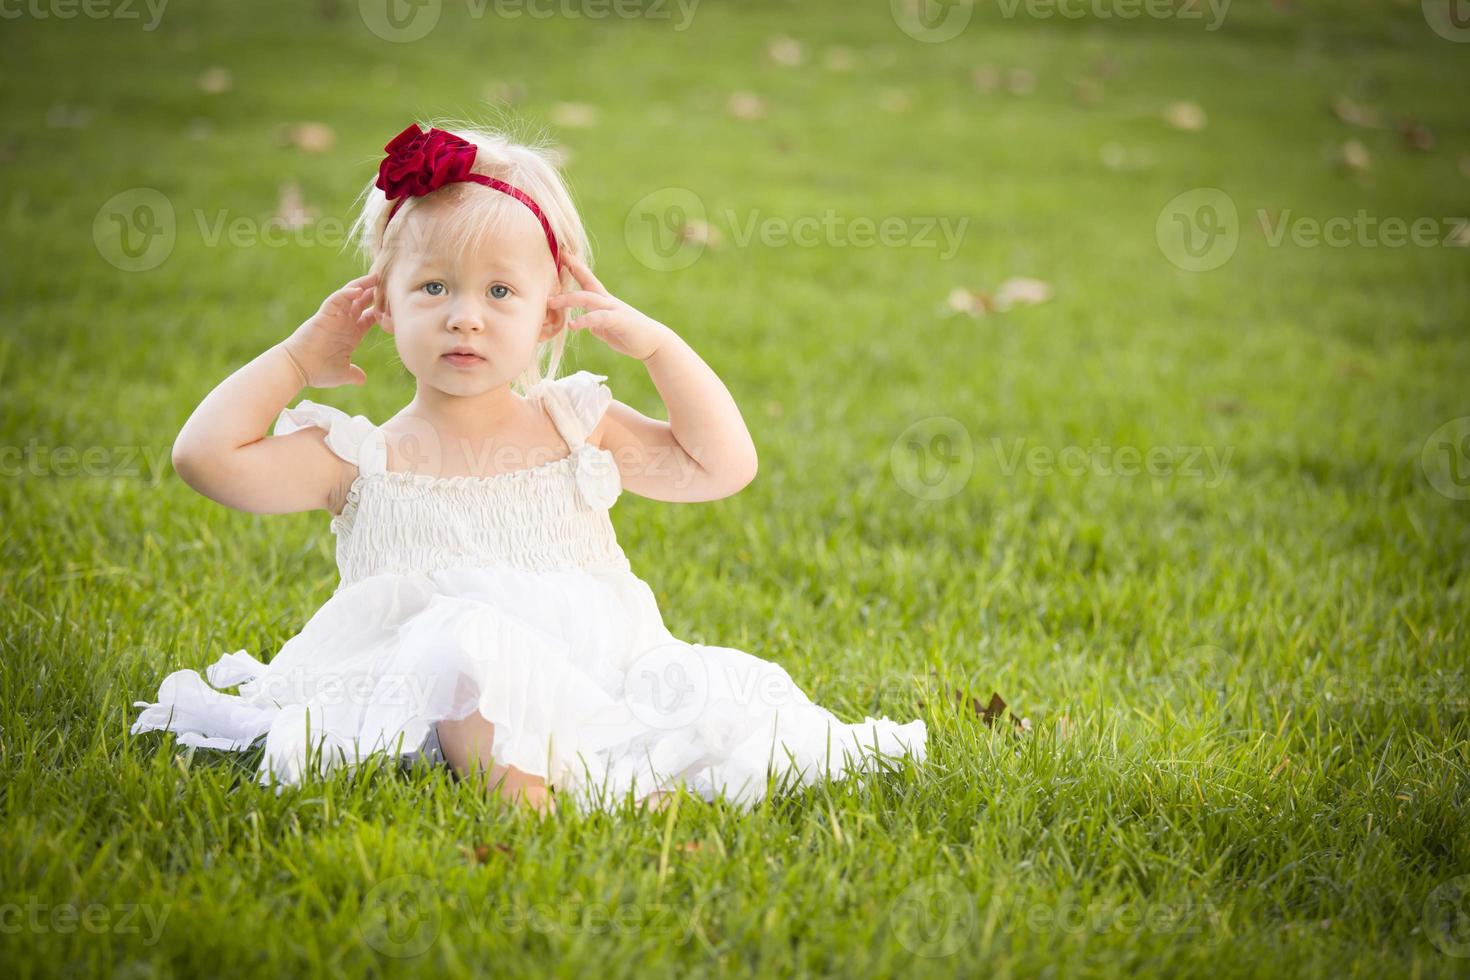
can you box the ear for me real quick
[538,298,564,344]
[377,295,395,336]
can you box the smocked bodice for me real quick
[274,371,631,590]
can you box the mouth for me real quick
[441,350,486,367]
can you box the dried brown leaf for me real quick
[729,91,766,121]
[197,66,233,95]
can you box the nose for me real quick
[445,298,484,334]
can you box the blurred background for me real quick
[2,0,1468,975]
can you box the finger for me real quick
[568,310,616,331]
[549,290,614,310]
[325,284,368,314]
[343,272,379,291]
[348,364,367,386]
[565,254,608,295]
[350,285,376,315]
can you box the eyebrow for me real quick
[403,258,527,279]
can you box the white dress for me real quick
[130,370,927,812]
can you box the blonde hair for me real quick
[348,117,592,392]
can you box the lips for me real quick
[442,349,485,367]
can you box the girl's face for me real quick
[377,195,562,397]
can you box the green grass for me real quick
[3,0,1469,976]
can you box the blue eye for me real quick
[490,284,510,299]
[422,281,445,296]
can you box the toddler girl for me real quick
[131,120,927,815]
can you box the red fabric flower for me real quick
[374,124,478,204]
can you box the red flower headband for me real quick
[374,123,562,269]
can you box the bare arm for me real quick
[171,273,379,515]
[590,331,759,502]
[551,255,759,503]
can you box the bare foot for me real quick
[519,786,558,816]
[637,790,675,812]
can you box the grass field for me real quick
[2,0,1469,976]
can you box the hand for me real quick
[547,255,673,361]
[281,272,379,387]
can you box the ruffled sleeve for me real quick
[273,399,387,475]
[539,371,613,446]
[536,372,620,511]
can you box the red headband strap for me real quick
[375,123,561,269]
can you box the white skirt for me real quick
[130,566,928,812]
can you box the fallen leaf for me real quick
[822,46,857,71]
[550,102,597,128]
[1331,96,1380,129]
[996,276,1052,307]
[729,91,766,120]
[280,122,336,154]
[274,181,315,230]
[879,89,913,113]
[465,842,514,864]
[45,104,92,129]
[1074,78,1103,106]
[482,80,526,106]
[1006,68,1036,96]
[1205,397,1246,415]
[1340,138,1372,173]
[1269,755,1290,780]
[767,35,805,67]
[1399,119,1434,152]
[943,287,1001,317]
[1163,101,1207,132]
[680,219,722,248]
[197,66,233,95]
